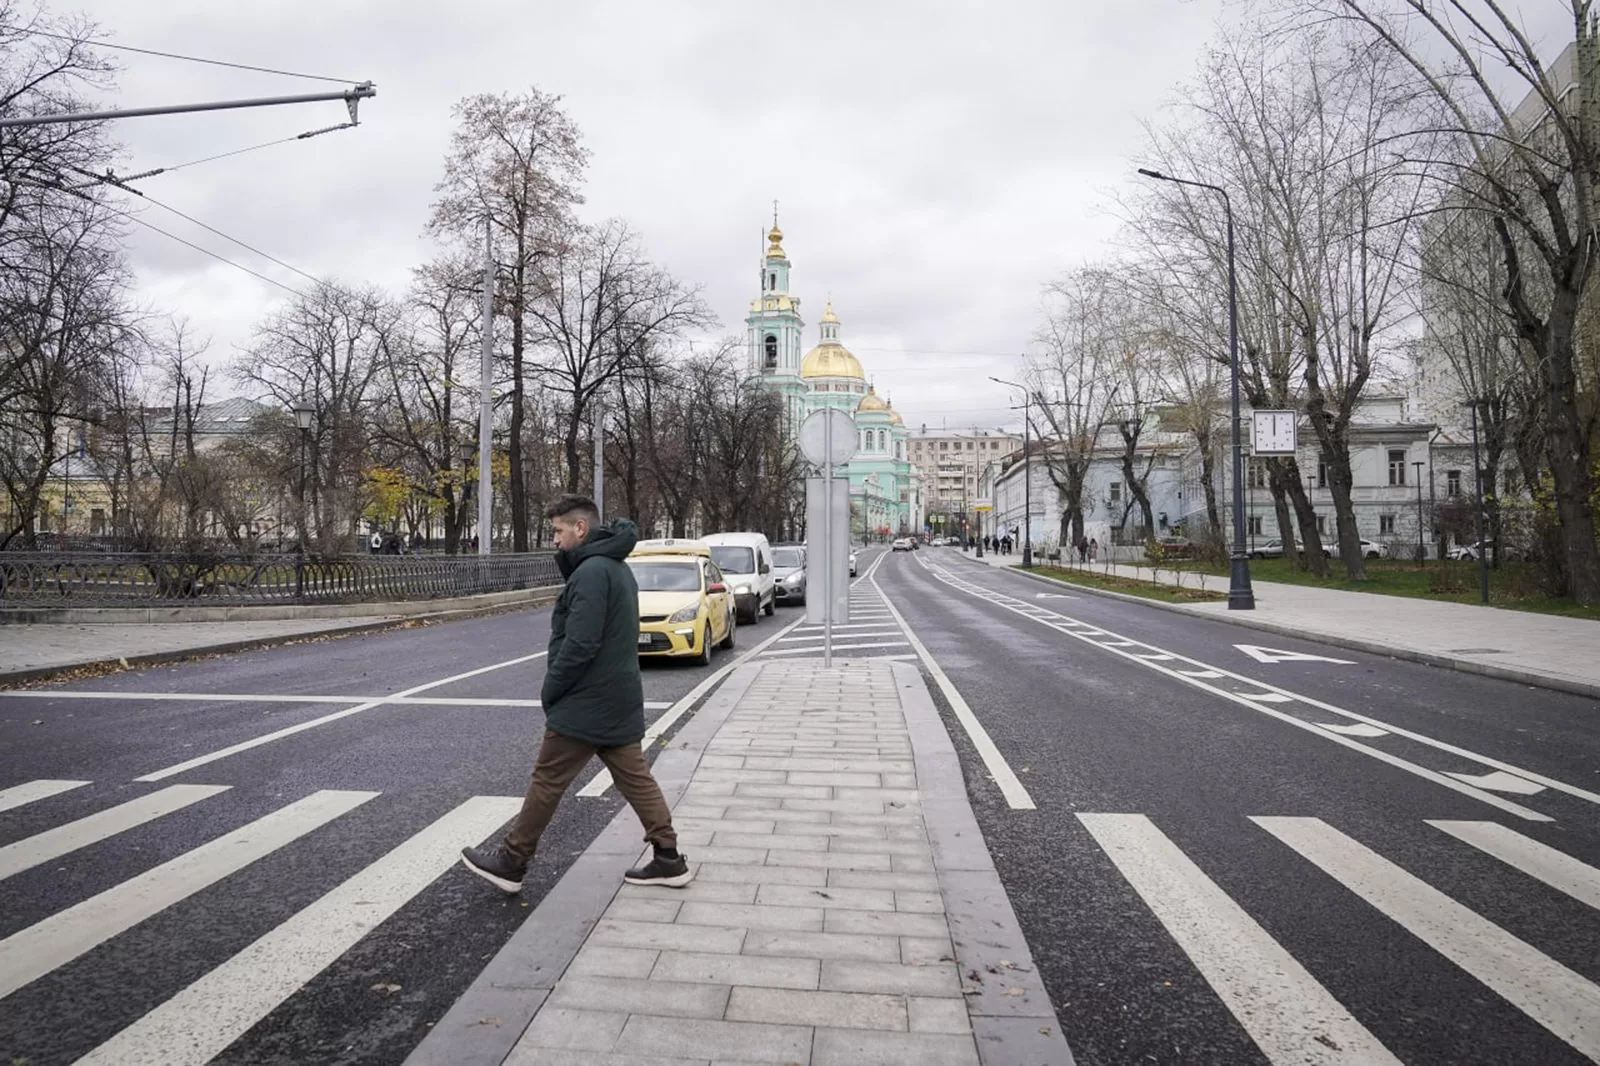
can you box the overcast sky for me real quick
[67,0,1241,431]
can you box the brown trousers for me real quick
[504,728,676,861]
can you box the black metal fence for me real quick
[0,551,562,608]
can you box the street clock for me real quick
[1251,410,1298,455]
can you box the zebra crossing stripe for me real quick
[0,784,230,882]
[0,789,377,1002]
[1078,813,1400,1065]
[1427,820,1600,912]
[1255,816,1600,1060]
[74,795,521,1066]
[0,779,89,813]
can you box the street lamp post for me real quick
[1466,398,1490,604]
[989,376,1033,567]
[1412,460,1426,565]
[291,400,315,599]
[1137,168,1254,609]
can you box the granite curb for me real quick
[889,659,1076,1065]
[968,559,1600,702]
[0,590,559,686]
[401,662,765,1066]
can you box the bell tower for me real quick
[746,205,804,379]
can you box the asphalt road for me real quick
[4,543,1597,1065]
[873,546,1600,1066]
[0,579,834,1066]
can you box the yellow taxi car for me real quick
[627,539,736,665]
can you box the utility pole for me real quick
[477,219,494,556]
[1412,460,1426,564]
[593,392,606,522]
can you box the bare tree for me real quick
[1314,0,1600,600]
[428,88,588,551]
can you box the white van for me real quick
[702,532,775,624]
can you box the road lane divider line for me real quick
[74,795,521,1066]
[1427,820,1600,911]
[911,556,1552,822]
[761,641,911,657]
[577,549,892,799]
[0,690,669,709]
[133,652,548,783]
[870,564,1036,811]
[0,788,377,1001]
[0,779,89,813]
[0,783,230,883]
[1078,813,1401,1066]
[1255,815,1600,1060]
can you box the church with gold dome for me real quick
[745,217,922,537]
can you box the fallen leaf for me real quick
[1004,987,1026,997]
[370,983,402,995]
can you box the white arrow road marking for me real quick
[1236,644,1355,665]
[1317,722,1389,738]
[1034,592,1076,599]
[1234,692,1295,704]
[1442,770,1547,795]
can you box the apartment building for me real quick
[907,426,1020,519]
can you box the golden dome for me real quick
[820,301,839,324]
[801,343,864,379]
[766,224,786,260]
[857,386,889,413]
[887,408,903,425]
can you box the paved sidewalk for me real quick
[411,659,1070,1066]
[964,549,1600,698]
[0,617,403,681]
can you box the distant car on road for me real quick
[849,550,858,577]
[771,545,806,606]
[891,537,914,552]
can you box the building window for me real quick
[768,272,776,290]
[90,508,106,536]
[1316,514,1327,535]
[1380,514,1396,534]
[1388,449,1407,486]
[940,442,948,451]
[763,334,777,368]
[1248,515,1263,536]
[1447,469,1461,498]
[1109,482,1122,503]
[1316,457,1328,489]
[1248,460,1267,489]
[966,441,973,450]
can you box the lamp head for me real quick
[1137,168,1167,180]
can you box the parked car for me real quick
[891,537,915,552]
[627,539,736,666]
[1448,541,1484,561]
[702,532,775,623]
[1326,538,1387,560]
[1249,538,1285,560]
[771,545,807,606]
[849,550,858,577]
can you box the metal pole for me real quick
[1224,201,1255,609]
[1022,394,1033,568]
[824,416,834,669]
[1413,460,1426,564]
[478,219,494,556]
[0,83,375,128]
[593,393,606,522]
[1468,399,1489,604]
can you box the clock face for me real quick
[1253,411,1297,455]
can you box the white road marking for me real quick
[1317,722,1389,738]
[1255,816,1600,1060]
[915,556,1561,822]
[1078,813,1400,1066]
[1234,692,1295,704]
[1428,820,1600,911]
[0,789,376,1000]
[1442,770,1546,795]
[578,549,894,799]
[789,622,905,632]
[134,652,548,782]
[0,779,88,813]
[0,784,230,882]
[870,568,1036,811]
[762,641,911,657]
[1236,644,1355,665]
[777,630,902,643]
[0,690,670,709]
[74,795,520,1066]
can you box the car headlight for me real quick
[667,601,700,623]
[735,585,751,595]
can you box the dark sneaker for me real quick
[461,844,526,893]
[624,848,692,887]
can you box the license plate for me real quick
[638,633,651,646]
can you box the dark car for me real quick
[771,545,806,605]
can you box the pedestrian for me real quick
[461,494,690,893]
[1089,537,1099,563]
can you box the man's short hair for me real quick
[545,494,600,526]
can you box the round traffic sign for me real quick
[798,407,857,467]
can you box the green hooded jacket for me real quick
[540,519,645,747]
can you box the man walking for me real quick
[461,494,690,892]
